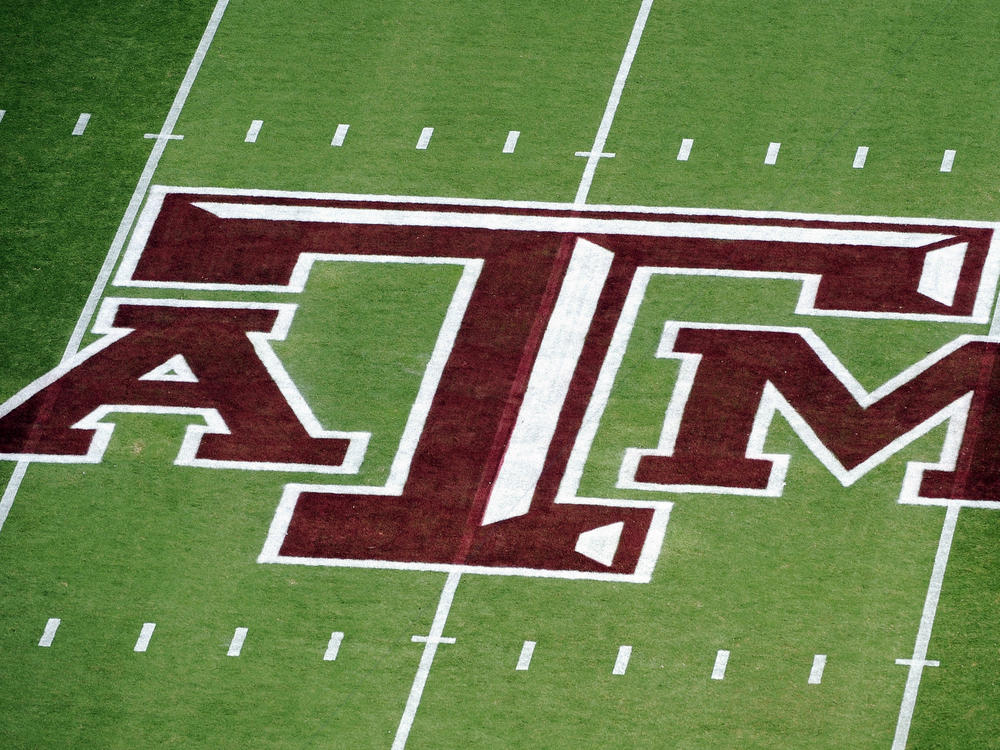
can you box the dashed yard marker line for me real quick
[764,141,781,165]
[711,649,730,680]
[324,631,344,661]
[38,618,61,647]
[244,119,263,143]
[72,113,91,136]
[228,627,248,656]
[503,130,520,153]
[134,622,156,652]
[516,640,536,671]
[853,146,869,169]
[940,149,956,173]
[0,109,6,124]
[613,645,632,675]
[331,123,350,147]
[416,127,434,150]
[676,137,693,161]
[808,654,827,684]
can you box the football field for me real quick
[2,1,999,747]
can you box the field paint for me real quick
[331,123,349,147]
[853,146,869,169]
[323,631,344,661]
[940,149,956,172]
[72,113,91,136]
[38,618,61,647]
[0,109,6,124]
[574,0,654,205]
[808,654,827,684]
[677,138,693,161]
[393,571,461,750]
[503,130,520,153]
[483,238,613,524]
[416,127,434,150]
[134,622,156,652]
[613,645,632,675]
[144,132,183,141]
[711,649,730,680]
[918,243,967,306]
[0,461,27,535]
[516,640,536,670]
[891,503,959,750]
[244,120,263,143]
[764,142,781,165]
[228,627,248,656]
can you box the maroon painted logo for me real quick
[3,188,998,581]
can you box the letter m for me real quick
[620,324,1000,505]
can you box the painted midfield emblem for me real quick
[2,187,999,581]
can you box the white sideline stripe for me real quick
[891,504,960,750]
[940,149,956,173]
[416,127,434,150]
[331,123,349,147]
[516,640,536,671]
[324,631,344,661]
[38,618,61,647]
[134,622,156,652]
[574,0,653,206]
[613,645,632,675]
[677,138,693,161]
[228,627,248,656]
[72,113,91,136]
[392,571,461,750]
[711,649,730,680]
[853,146,869,169]
[808,654,827,684]
[764,141,781,165]
[503,130,520,153]
[483,238,613,524]
[60,0,230,363]
[245,119,263,143]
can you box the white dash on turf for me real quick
[72,113,91,136]
[416,127,434,150]
[677,138,693,161]
[134,622,156,652]
[516,640,536,671]
[809,654,827,684]
[503,130,520,153]
[613,645,632,675]
[245,119,263,143]
[0,109,6,124]
[853,146,869,169]
[324,631,344,661]
[764,141,781,165]
[228,627,248,656]
[331,123,349,147]
[711,649,730,680]
[38,618,61,647]
[940,149,956,172]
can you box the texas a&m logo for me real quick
[3,187,999,581]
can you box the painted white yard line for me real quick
[573,0,654,206]
[324,631,344,661]
[0,109,6,124]
[940,149,956,173]
[38,618,61,647]
[764,141,781,165]
[228,627,248,656]
[331,123,350,147]
[72,113,91,136]
[853,146,869,169]
[711,649,730,680]
[677,138,693,161]
[244,119,263,143]
[613,645,633,675]
[808,654,827,684]
[134,622,156,652]
[502,130,520,153]
[0,461,27,535]
[416,127,434,150]
[891,503,959,750]
[392,571,461,750]
[516,640,536,671]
